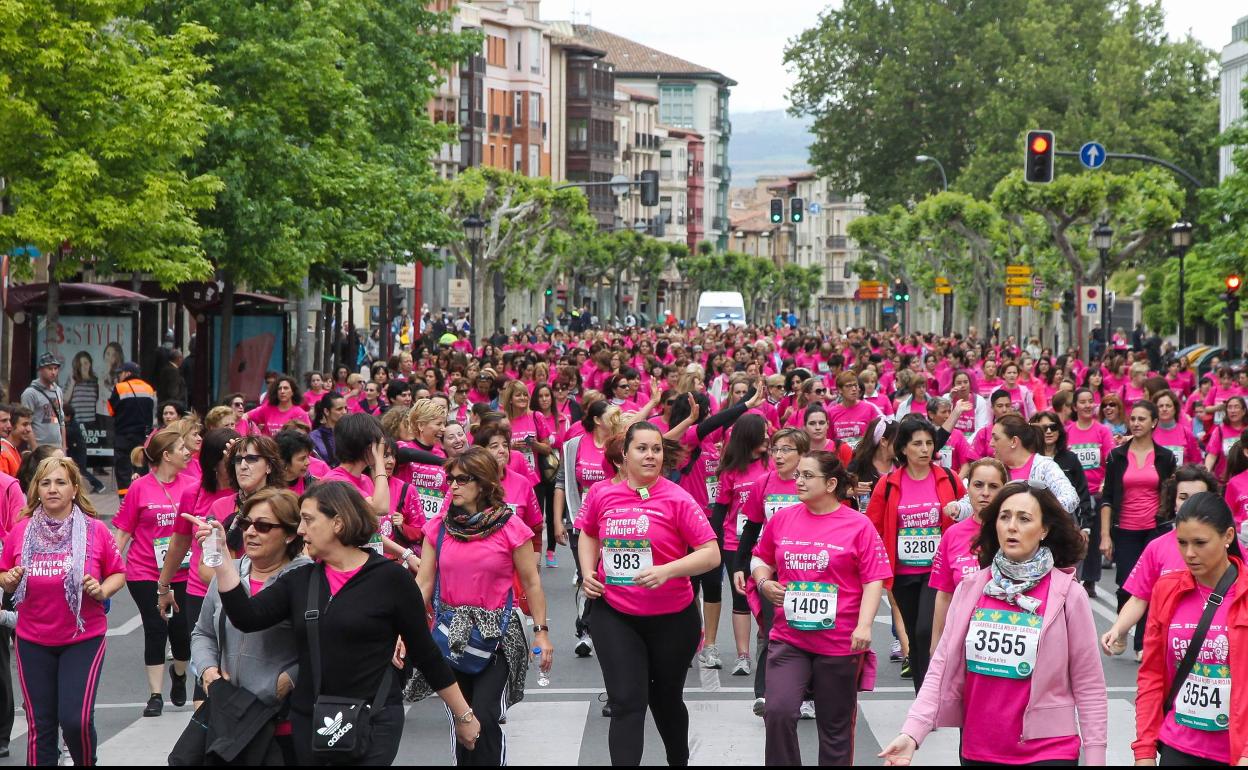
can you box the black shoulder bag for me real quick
[1164,564,1237,715]
[306,565,395,760]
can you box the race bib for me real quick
[965,608,1042,679]
[784,582,838,631]
[1163,445,1185,466]
[153,537,190,571]
[705,476,720,502]
[416,487,443,519]
[842,435,862,450]
[1071,443,1100,470]
[936,445,954,469]
[521,448,536,471]
[1225,437,1239,457]
[603,538,653,585]
[735,513,746,538]
[897,527,940,567]
[1175,664,1230,731]
[764,494,800,521]
[365,533,385,556]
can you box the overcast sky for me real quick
[539,0,1246,112]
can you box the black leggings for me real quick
[1114,526,1159,652]
[537,480,557,551]
[15,636,106,766]
[720,549,749,614]
[755,601,774,698]
[593,598,701,766]
[891,574,936,694]
[1158,741,1224,766]
[126,580,190,667]
[691,562,723,604]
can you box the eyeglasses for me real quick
[553,384,569,391]
[796,472,826,481]
[771,446,799,455]
[232,454,263,466]
[812,389,826,395]
[1036,423,1059,433]
[231,401,244,409]
[448,474,477,486]
[237,516,285,534]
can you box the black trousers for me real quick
[113,437,140,497]
[1114,526,1160,652]
[126,580,190,667]
[448,652,510,766]
[755,601,774,699]
[1158,741,1224,766]
[0,628,13,747]
[1080,496,1103,582]
[891,574,937,694]
[537,479,557,551]
[593,598,701,766]
[183,593,206,702]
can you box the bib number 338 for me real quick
[603,539,653,585]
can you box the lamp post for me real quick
[462,214,484,344]
[1093,222,1114,359]
[915,155,948,192]
[1170,221,1193,348]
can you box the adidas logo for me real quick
[317,712,354,746]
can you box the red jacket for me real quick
[864,465,963,582]
[1134,557,1248,762]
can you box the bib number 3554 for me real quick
[1175,668,1230,732]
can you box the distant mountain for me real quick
[727,109,815,185]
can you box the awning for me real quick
[6,282,157,314]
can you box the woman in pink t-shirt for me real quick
[753,451,891,765]
[0,457,125,766]
[415,446,552,766]
[881,482,1106,766]
[1205,396,1248,481]
[112,428,195,717]
[244,375,311,437]
[575,421,719,767]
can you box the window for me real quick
[529,30,542,73]
[659,85,695,128]
[660,196,672,224]
[516,41,522,71]
[571,69,587,98]
[514,92,523,121]
[513,145,522,172]
[677,193,686,224]
[659,150,672,180]
[529,93,540,126]
[529,145,540,178]
[677,148,687,180]
[568,118,588,152]
[843,262,852,279]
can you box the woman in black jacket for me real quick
[1030,412,1095,530]
[190,479,480,764]
[1097,399,1177,659]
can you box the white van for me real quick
[696,291,747,329]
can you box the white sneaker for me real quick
[574,637,594,658]
[752,698,766,717]
[890,638,902,661]
[799,700,816,720]
[699,643,723,669]
[732,654,751,676]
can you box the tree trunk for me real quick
[216,276,235,399]
[492,269,505,337]
[44,247,61,350]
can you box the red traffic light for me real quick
[1030,135,1049,154]
[1227,275,1242,293]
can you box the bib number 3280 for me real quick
[603,539,653,585]
[897,527,940,567]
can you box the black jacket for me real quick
[1100,442,1177,527]
[1051,449,1095,529]
[220,552,454,716]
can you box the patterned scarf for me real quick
[442,503,513,542]
[15,505,88,635]
[983,546,1054,614]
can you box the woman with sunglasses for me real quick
[1031,411,1094,525]
[783,377,825,428]
[865,418,964,693]
[753,451,890,765]
[156,429,242,705]
[576,421,720,766]
[1205,396,1248,482]
[881,482,1106,766]
[1101,400,1178,661]
[190,488,310,764]
[1131,493,1248,765]
[112,428,195,718]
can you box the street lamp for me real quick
[915,155,948,192]
[462,213,484,343]
[1093,221,1114,358]
[1170,221,1194,348]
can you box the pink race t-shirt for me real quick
[422,514,533,609]
[715,462,768,552]
[0,517,125,644]
[244,403,311,436]
[677,430,722,512]
[1122,530,1185,600]
[325,564,362,597]
[742,472,801,526]
[1226,471,1248,531]
[961,574,1081,764]
[508,411,545,476]
[936,429,972,472]
[575,477,716,616]
[1065,421,1114,496]
[754,503,892,656]
[927,516,981,593]
[320,467,375,499]
[895,471,942,576]
[500,467,543,535]
[113,472,194,582]
[1119,451,1159,531]
[1204,423,1245,480]
[1153,423,1201,469]
[1158,584,1235,763]
[1007,454,1036,482]
[826,400,880,450]
[174,487,235,597]
[399,453,447,526]
[574,437,608,497]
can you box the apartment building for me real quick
[548,25,616,228]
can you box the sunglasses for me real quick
[237,516,285,534]
[1036,423,1058,433]
[231,401,245,409]
[553,384,569,391]
[448,474,478,486]
[232,454,264,466]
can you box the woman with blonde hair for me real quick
[499,380,554,480]
[0,457,126,765]
[203,405,236,432]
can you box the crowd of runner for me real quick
[2,321,1246,765]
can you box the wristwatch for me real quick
[532,624,550,633]
[455,707,475,724]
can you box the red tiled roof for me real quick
[571,25,736,86]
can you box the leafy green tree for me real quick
[0,1,222,340]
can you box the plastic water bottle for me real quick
[202,527,225,568]
[532,647,550,687]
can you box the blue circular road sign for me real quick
[1080,142,1106,170]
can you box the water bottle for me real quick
[202,527,225,568]
[532,646,550,687]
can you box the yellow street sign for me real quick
[1006,286,1030,297]
[934,286,953,295]
[1005,276,1032,286]
[934,277,950,286]
[1006,297,1032,307]
[859,280,884,289]
[1005,265,1033,276]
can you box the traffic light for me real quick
[1062,289,1075,315]
[639,170,659,207]
[892,279,909,303]
[544,287,553,297]
[789,197,804,224]
[1227,275,1242,294]
[1225,275,1242,315]
[1024,130,1055,184]
[343,266,368,284]
[770,198,783,224]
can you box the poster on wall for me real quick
[34,314,135,462]
[211,315,286,405]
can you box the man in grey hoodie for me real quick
[20,353,66,449]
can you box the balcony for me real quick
[504,116,513,133]
[711,164,730,180]
[826,235,849,250]
[715,116,732,136]
[711,216,729,231]
[825,280,847,296]
[490,114,500,132]
[468,55,486,75]
[459,108,486,129]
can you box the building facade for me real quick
[549,26,615,228]
[1221,16,1248,181]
